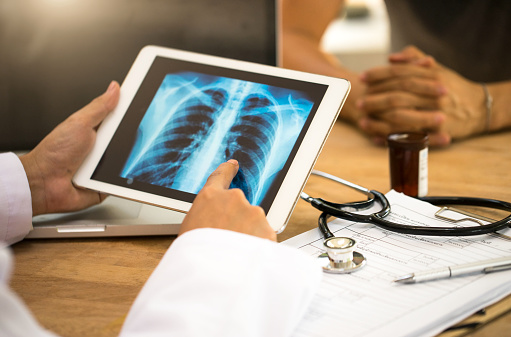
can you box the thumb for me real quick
[78,81,120,129]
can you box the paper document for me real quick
[283,190,511,337]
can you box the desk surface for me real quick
[10,122,511,336]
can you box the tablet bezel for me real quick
[74,45,350,233]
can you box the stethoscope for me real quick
[300,170,511,274]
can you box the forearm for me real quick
[281,0,365,123]
[284,34,365,123]
[487,81,511,132]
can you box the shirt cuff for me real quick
[0,153,32,245]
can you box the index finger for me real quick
[203,159,240,189]
[362,64,437,84]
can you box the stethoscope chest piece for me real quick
[320,237,366,274]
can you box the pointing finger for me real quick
[203,159,240,190]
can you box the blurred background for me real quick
[0,0,277,150]
[322,0,389,73]
[0,0,390,152]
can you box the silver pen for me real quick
[394,256,511,284]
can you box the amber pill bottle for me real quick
[387,132,428,197]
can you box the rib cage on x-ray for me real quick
[225,94,277,202]
[122,73,311,205]
[126,88,227,186]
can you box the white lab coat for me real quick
[0,152,322,336]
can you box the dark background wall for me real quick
[0,0,276,150]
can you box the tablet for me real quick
[74,45,350,233]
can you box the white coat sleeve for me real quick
[120,228,322,337]
[0,245,58,337]
[0,152,33,245]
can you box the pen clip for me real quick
[484,263,511,273]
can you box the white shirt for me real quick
[0,152,33,245]
[0,152,322,336]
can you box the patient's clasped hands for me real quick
[356,46,488,147]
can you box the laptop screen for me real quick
[0,0,278,151]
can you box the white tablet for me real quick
[74,45,350,233]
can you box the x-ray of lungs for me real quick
[121,72,313,205]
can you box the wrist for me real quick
[483,82,511,132]
[19,152,46,216]
[480,83,493,133]
[339,96,363,124]
[340,77,367,125]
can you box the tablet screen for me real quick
[91,56,328,212]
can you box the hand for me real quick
[179,160,276,241]
[20,81,120,216]
[357,46,487,147]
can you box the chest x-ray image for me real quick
[120,72,314,205]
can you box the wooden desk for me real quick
[10,122,511,336]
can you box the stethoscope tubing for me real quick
[303,171,511,237]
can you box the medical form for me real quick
[283,190,511,337]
